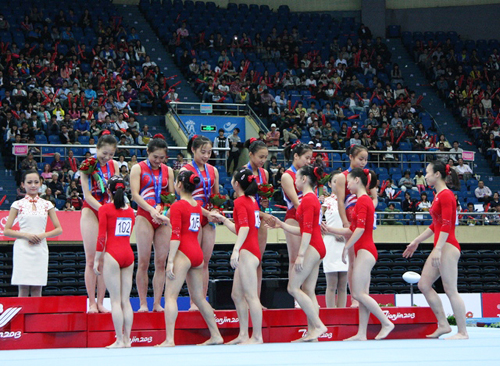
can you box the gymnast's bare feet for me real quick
[88,304,99,314]
[375,322,395,340]
[198,336,224,346]
[137,304,149,313]
[98,304,111,313]
[240,337,263,345]
[106,340,126,348]
[426,324,452,338]
[152,304,164,312]
[157,340,175,347]
[445,332,469,340]
[226,335,249,345]
[344,333,367,341]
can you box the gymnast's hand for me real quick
[154,213,170,226]
[264,216,281,229]
[230,250,239,269]
[207,210,222,223]
[294,255,304,272]
[93,260,100,276]
[341,246,348,264]
[166,261,175,280]
[403,241,419,258]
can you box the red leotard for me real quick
[97,203,135,268]
[136,161,170,230]
[83,160,116,217]
[183,163,216,227]
[349,195,378,260]
[170,200,204,267]
[283,167,303,221]
[233,195,261,260]
[296,192,326,259]
[342,170,357,223]
[429,189,460,250]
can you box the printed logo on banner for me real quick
[214,315,239,325]
[382,310,416,321]
[131,336,153,344]
[298,329,333,339]
[0,216,19,237]
[0,305,23,339]
[223,121,238,136]
[462,151,474,161]
[185,119,196,138]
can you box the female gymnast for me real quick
[130,134,174,312]
[4,170,62,297]
[181,135,221,310]
[323,168,394,340]
[94,176,135,348]
[281,142,313,274]
[243,138,269,295]
[214,168,264,345]
[80,132,119,313]
[403,161,468,340]
[335,145,378,307]
[269,165,327,342]
[157,170,223,347]
[321,170,348,308]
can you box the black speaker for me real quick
[208,278,294,310]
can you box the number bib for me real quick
[189,213,201,232]
[254,211,261,229]
[115,217,132,237]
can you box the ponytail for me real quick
[348,168,378,190]
[284,141,312,161]
[233,168,259,196]
[108,175,126,209]
[430,160,460,190]
[299,165,323,187]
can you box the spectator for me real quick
[475,180,492,203]
[64,150,79,178]
[173,153,186,172]
[414,170,427,193]
[138,125,152,145]
[417,192,432,212]
[402,192,416,213]
[59,125,76,144]
[449,141,463,162]
[48,172,66,200]
[399,171,417,192]
[50,153,65,172]
[382,139,398,167]
[227,127,242,174]
[213,129,229,166]
[383,203,402,225]
[266,124,280,148]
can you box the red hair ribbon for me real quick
[101,130,111,136]
[445,164,451,176]
[115,183,125,190]
[291,140,301,150]
[153,133,165,140]
[247,175,257,183]
[192,134,199,140]
[189,173,197,184]
[363,168,372,187]
[313,167,322,180]
[249,137,257,144]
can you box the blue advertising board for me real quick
[180,115,246,140]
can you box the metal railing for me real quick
[375,211,495,225]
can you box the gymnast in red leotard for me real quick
[180,135,221,311]
[93,176,135,348]
[281,142,313,276]
[270,165,327,342]
[403,161,468,340]
[130,135,174,312]
[80,132,119,314]
[324,168,394,341]
[156,170,223,347]
[214,168,264,345]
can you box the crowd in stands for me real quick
[409,33,500,171]
[0,4,176,176]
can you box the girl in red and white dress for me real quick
[214,168,264,345]
[80,132,119,313]
[335,145,378,307]
[94,175,135,348]
[180,135,221,310]
[270,165,327,342]
[281,142,313,274]
[157,170,223,347]
[243,138,269,294]
[130,135,174,312]
[403,161,468,340]
[323,168,394,341]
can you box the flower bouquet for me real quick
[257,183,275,199]
[207,193,228,214]
[317,173,332,197]
[160,192,176,214]
[79,157,105,193]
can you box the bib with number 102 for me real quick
[189,213,201,232]
[116,217,132,236]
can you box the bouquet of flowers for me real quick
[317,173,332,197]
[160,193,176,214]
[207,193,228,214]
[258,184,275,199]
[79,157,105,193]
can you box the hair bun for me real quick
[153,133,165,140]
[192,176,201,185]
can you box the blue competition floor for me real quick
[3,327,500,366]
